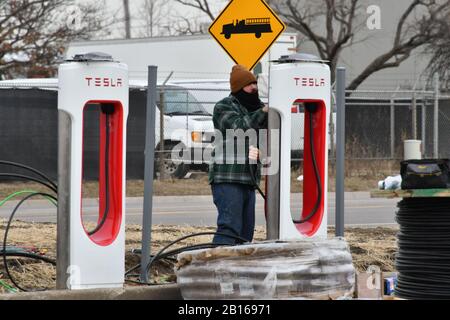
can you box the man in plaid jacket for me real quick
[209,64,268,245]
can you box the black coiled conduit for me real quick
[395,197,450,300]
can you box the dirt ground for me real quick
[0,220,398,294]
[0,159,399,293]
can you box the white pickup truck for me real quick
[170,79,337,163]
[151,83,215,178]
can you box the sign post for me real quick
[209,0,286,70]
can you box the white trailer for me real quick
[65,33,297,81]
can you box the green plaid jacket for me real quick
[208,95,267,186]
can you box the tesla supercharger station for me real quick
[57,53,128,289]
[266,53,330,241]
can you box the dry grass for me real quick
[0,176,212,199]
[0,220,57,292]
[0,175,382,199]
[147,159,399,196]
[289,159,399,193]
[329,226,398,272]
[0,220,398,294]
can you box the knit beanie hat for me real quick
[230,65,257,93]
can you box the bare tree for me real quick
[424,12,450,89]
[176,0,450,89]
[171,15,208,35]
[0,0,109,79]
[273,0,362,84]
[173,0,216,21]
[139,0,170,37]
[272,0,450,89]
[345,1,450,90]
[139,0,207,37]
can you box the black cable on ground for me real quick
[159,243,229,258]
[145,242,236,286]
[0,252,56,265]
[144,232,248,282]
[123,232,248,283]
[125,255,172,277]
[125,242,233,280]
[0,161,57,190]
[2,192,57,292]
[395,197,450,300]
[146,232,248,267]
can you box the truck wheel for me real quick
[156,144,190,179]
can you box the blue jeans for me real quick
[211,183,256,245]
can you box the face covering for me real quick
[232,88,262,112]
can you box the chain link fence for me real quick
[340,89,443,160]
[0,80,448,180]
[157,85,450,166]
[160,84,450,158]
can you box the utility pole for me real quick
[123,0,131,39]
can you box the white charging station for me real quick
[57,53,128,289]
[267,53,330,241]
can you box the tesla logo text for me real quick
[85,77,123,87]
[294,77,326,87]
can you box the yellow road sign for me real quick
[209,0,286,71]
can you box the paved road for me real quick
[0,192,399,227]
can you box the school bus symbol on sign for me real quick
[209,0,286,70]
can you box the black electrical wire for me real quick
[249,163,266,200]
[0,174,57,194]
[292,111,322,224]
[2,192,58,292]
[130,248,177,261]
[125,241,234,279]
[160,242,230,258]
[125,279,146,285]
[144,242,236,285]
[125,232,229,275]
[0,160,57,190]
[123,232,248,283]
[395,197,450,300]
[88,112,111,235]
[145,232,248,278]
[1,252,56,265]
[148,242,233,268]
[125,256,171,277]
